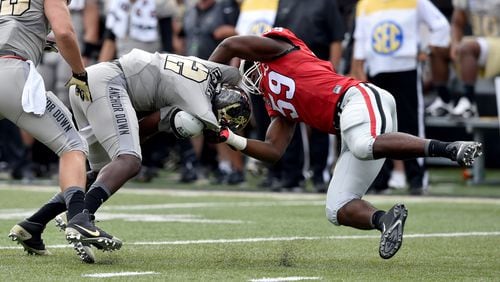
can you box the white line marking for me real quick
[0,211,246,223]
[81,271,159,278]
[250,277,321,282]
[4,231,496,250]
[1,184,499,204]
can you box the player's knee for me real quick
[117,154,142,177]
[326,207,340,226]
[349,137,374,160]
[59,136,89,156]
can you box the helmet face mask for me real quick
[212,84,252,131]
[239,60,263,95]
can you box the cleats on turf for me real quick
[55,212,68,231]
[65,210,122,252]
[379,203,408,259]
[72,241,96,264]
[8,220,51,256]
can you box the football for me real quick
[173,110,205,138]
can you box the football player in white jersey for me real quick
[11,49,251,263]
[1,0,120,262]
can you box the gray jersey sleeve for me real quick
[0,0,49,64]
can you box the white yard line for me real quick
[81,271,159,278]
[1,231,499,250]
[0,212,246,224]
[250,277,321,282]
[1,184,499,204]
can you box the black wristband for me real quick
[82,42,101,58]
[72,71,88,82]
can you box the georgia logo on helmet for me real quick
[212,84,252,131]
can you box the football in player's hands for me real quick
[173,111,205,138]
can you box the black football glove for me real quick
[66,71,93,102]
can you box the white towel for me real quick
[105,0,158,42]
[21,60,47,116]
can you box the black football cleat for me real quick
[54,211,68,231]
[72,241,96,264]
[65,210,122,253]
[8,220,51,256]
[446,141,483,167]
[379,204,408,259]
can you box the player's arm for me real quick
[243,116,296,163]
[82,0,101,64]
[205,116,296,164]
[418,0,450,48]
[138,111,161,143]
[209,35,290,64]
[450,7,467,60]
[44,0,85,74]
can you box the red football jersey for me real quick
[259,28,361,134]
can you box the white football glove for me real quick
[172,110,205,138]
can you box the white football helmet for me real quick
[238,60,263,95]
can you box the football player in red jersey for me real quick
[208,28,483,259]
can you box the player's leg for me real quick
[5,87,97,261]
[372,132,481,166]
[326,83,407,259]
[365,83,482,166]
[76,67,142,215]
[63,64,130,256]
[451,37,482,117]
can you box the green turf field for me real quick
[0,168,499,281]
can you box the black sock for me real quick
[425,140,450,157]
[27,193,67,225]
[436,85,451,103]
[64,187,85,220]
[84,183,111,214]
[372,210,386,231]
[464,84,475,102]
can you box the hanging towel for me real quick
[106,0,158,42]
[21,60,47,116]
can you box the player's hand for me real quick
[203,127,230,144]
[66,72,93,102]
[44,40,58,53]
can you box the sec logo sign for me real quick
[371,21,403,55]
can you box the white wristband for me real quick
[226,129,247,151]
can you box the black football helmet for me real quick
[212,84,251,131]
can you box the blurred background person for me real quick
[448,0,500,118]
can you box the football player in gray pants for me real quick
[1,0,118,261]
[11,48,251,263]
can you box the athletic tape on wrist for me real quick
[226,130,247,151]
